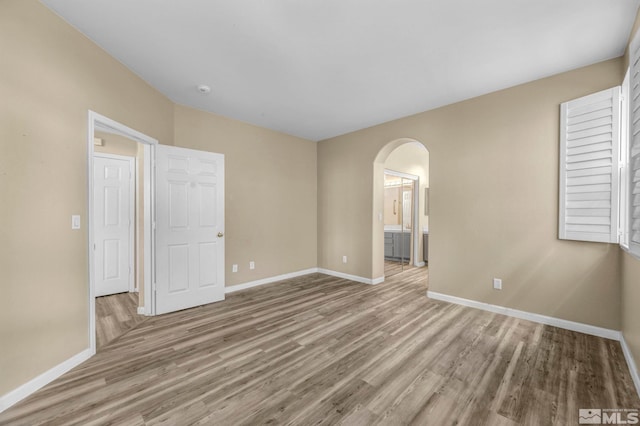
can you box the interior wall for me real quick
[94,131,138,156]
[318,57,624,329]
[0,0,174,396]
[94,132,145,307]
[621,251,640,377]
[173,105,318,287]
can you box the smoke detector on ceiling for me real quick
[197,84,211,95]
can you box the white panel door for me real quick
[155,145,225,315]
[93,155,134,297]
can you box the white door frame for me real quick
[93,152,136,294]
[383,169,421,267]
[87,110,158,355]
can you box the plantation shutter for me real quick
[630,37,640,255]
[559,87,621,243]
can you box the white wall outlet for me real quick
[342,255,347,264]
[232,264,238,273]
[71,215,81,230]
[493,278,502,290]
[249,261,255,270]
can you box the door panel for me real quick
[94,155,134,297]
[155,145,225,315]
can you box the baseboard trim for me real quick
[620,335,640,398]
[371,276,385,285]
[225,268,385,294]
[225,268,319,294]
[416,261,426,268]
[0,348,93,413]
[317,268,382,285]
[426,291,621,341]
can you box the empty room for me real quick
[2,0,640,425]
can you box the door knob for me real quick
[217,232,224,238]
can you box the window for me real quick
[620,70,629,250]
[559,87,621,244]
[629,33,640,257]
[558,30,640,260]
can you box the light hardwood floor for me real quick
[1,267,638,425]
[384,260,419,277]
[96,292,146,350]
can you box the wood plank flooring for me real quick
[1,267,638,425]
[384,260,418,277]
[96,292,146,350]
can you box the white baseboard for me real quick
[224,268,386,294]
[225,268,319,294]
[137,306,145,315]
[426,291,621,341]
[371,276,385,285]
[416,261,426,267]
[0,348,93,414]
[620,335,640,398]
[317,268,382,285]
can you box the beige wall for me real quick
[318,58,624,329]
[94,131,139,157]
[621,251,640,377]
[2,0,637,406]
[173,105,318,287]
[0,0,317,399]
[622,8,640,385]
[0,0,174,396]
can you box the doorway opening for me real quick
[88,111,157,354]
[383,170,419,276]
[373,139,429,285]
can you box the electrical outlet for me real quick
[342,255,347,264]
[232,264,238,273]
[493,278,502,290]
[249,261,255,270]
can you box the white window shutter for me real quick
[559,87,621,243]
[630,36,640,255]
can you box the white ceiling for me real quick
[41,0,640,141]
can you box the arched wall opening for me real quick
[372,138,430,282]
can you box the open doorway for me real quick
[383,170,418,276]
[88,111,226,353]
[92,130,146,349]
[373,140,429,285]
[88,111,157,354]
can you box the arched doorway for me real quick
[372,139,429,284]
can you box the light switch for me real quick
[71,215,81,230]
